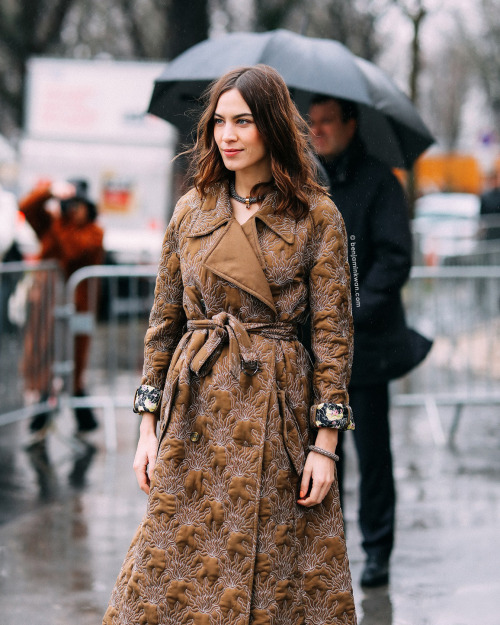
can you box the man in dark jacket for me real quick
[309,95,431,587]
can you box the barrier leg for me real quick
[103,400,118,453]
[424,396,446,446]
[448,403,464,448]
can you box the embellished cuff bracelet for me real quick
[133,384,162,414]
[308,445,339,462]
[311,402,355,430]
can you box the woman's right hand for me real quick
[133,413,158,494]
[51,181,76,200]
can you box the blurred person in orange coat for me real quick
[19,180,104,435]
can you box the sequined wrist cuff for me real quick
[311,402,355,430]
[133,385,162,414]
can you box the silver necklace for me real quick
[229,180,264,208]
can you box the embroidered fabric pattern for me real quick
[133,384,162,414]
[104,184,357,625]
[313,402,355,430]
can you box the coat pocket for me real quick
[278,390,306,476]
[156,372,180,450]
[155,336,190,448]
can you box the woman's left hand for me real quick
[297,427,338,507]
[133,413,158,495]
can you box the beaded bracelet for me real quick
[308,445,340,462]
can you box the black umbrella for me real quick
[148,29,434,169]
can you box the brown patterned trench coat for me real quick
[104,183,357,625]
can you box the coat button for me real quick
[189,432,200,442]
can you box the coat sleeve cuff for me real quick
[133,384,162,415]
[310,402,355,430]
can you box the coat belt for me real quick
[183,312,297,378]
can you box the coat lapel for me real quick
[204,219,276,313]
[255,193,296,244]
[189,183,276,314]
[187,184,232,237]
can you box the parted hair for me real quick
[188,64,325,220]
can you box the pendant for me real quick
[245,197,250,209]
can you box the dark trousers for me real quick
[336,383,395,561]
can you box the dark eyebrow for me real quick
[214,112,253,119]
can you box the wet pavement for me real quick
[0,400,499,625]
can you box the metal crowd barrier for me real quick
[2,262,499,450]
[0,261,64,427]
[62,265,158,449]
[0,261,157,450]
[391,266,500,445]
[444,240,500,267]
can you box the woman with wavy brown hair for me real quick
[104,64,356,625]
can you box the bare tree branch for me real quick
[18,0,42,52]
[0,75,20,109]
[39,0,78,49]
[0,6,23,52]
[0,0,79,133]
[408,6,426,104]
[166,0,209,59]
[254,0,300,31]
[118,0,150,58]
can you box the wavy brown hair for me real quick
[187,64,325,220]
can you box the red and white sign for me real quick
[26,58,172,146]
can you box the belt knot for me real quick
[185,313,296,378]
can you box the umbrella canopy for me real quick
[148,29,434,169]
